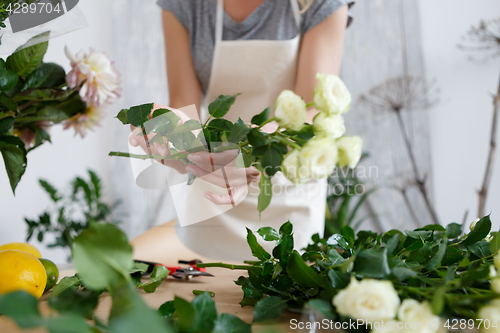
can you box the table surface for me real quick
[0,221,303,333]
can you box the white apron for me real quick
[176,0,327,262]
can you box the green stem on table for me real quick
[196,262,255,270]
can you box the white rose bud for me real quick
[282,149,310,185]
[397,299,442,333]
[313,112,346,139]
[490,265,498,279]
[313,73,351,115]
[492,279,500,294]
[332,277,400,323]
[494,251,500,271]
[274,90,307,131]
[299,137,338,179]
[478,301,500,332]
[336,136,363,168]
[470,218,480,231]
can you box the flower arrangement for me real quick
[110,73,362,213]
[196,216,500,332]
[0,36,120,193]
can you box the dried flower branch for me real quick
[359,76,440,225]
[458,19,500,59]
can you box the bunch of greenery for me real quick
[24,170,118,261]
[111,76,361,214]
[0,223,252,333]
[197,216,500,331]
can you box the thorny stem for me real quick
[477,69,500,218]
[394,109,440,225]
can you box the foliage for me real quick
[24,170,119,261]
[325,153,377,238]
[198,216,500,331]
[0,222,252,333]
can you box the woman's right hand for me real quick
[128,103,192,174]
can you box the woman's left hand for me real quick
[186,150,260,205]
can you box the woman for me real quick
[130,0,353,262]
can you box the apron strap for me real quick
[216,0,301,43]
[215,0,224,43]
[289,0,302,31]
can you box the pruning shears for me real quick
[134,259,214,280]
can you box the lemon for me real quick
[39,258,59,292]
[0,242,42,258]
[0,250,47,299]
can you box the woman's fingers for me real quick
[187,151,260,177]
[204,184,248,205]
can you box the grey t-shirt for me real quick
[158,0,354,93]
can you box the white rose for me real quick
[299,137,338,179]
[478,301,500,332]
[313,112,346,139]
[332,277,400,323]
[274,90,307,131]
[397,299,442,333]
[281,149,311,185]
[336,136,363,168]
[492,278,500,294]
[491,266,498,279]
[313,73,351,115]
[494,251,500,271]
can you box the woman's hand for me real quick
[186,150,260,205]
[128,103,192,174]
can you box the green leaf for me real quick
[341,225,355,245]
[50,276,81,297]
[21,62,65,90]
[128,103,154,127]
[44,314,94,333]
[287,251,324,288]
[174,295,196,332]
[246,227,271,260]
[261,145,282,176]
[253,296,287,322]
[257,173,272,213]
[6,38,48,76]
[138,265,170,293]
[327,248,345,265]
[405,230,433,240]
[227,122,249,143]
[392,267,417,282]
[192,290,215,297]
[208,94,239,118]
[169,131,196,151]
[431,286,446,315]
[207,118,233,131]
[0,92,16,111]
[446,223,462,239]
[385,234,400,255]
[467,241,492,258]
[423,240,447,270]
[116,109,129,125]
[239,297,258,307]
[39,179,61,202]
[109,283,172,333]
[251,107,270,126]
[308,299,336,320]
[328,270,350,289]
[48,288,99,317]
[213,313,252,333]
[0,135,27,194]
[13,87,74,102]
[272,234,293,262]
[0,116,14,134]
[441,246,464,266]
[0,68,18,91]
[242,282,263,300]
[173,119,203,134]
[0,291,43,328]
[191,292,218,333]
[257,227,279,241]
[461,215,491,245]
[353,248,390,278]
[158,301,176,319]
[72,223,133,290]
[279,221,293,237]
[490,231,500,254]
[248,128,267,147]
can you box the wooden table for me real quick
[0,222,303,333]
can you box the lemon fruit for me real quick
[39,258,59,291]
[0,242,42,258]
[0,250,47,298]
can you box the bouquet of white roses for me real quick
[111,73,361,213]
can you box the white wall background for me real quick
[419,0,500,228]
[0,0,499,263]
